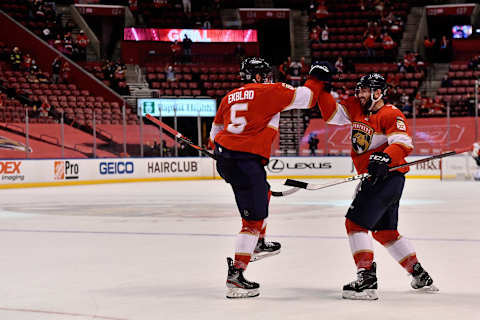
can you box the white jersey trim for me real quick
[388,133,413,149]
[283,86,313,111]
[267,113,280,130]
[209,123,224,141]
[326,102,351,125]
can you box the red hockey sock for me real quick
[346,219,374,270]
[373,230,418,274]
[233,219,263,270]
[400,254,419,274]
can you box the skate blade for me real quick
[250,249,281,262]
[413,285,439,293]
[342,289,378,300]
[226,287,260,299]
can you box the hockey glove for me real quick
[367,152,391,186]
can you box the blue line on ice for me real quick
[0,229,477,243]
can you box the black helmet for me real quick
[355,73,388,96]
[240,57,272,83]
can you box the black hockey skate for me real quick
[250,238,281,262]
[226,257,260,298]
[411,263,439,292]
[342,262,378,300]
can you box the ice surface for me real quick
[0,179,478,320]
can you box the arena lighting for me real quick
[124,28,258,42]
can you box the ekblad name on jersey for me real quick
[210,79,325,159]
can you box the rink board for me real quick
[0,155,474,188]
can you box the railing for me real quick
[0,95,478,159]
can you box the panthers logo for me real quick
[0,136,32,152]
[351,122,373,154]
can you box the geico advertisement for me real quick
[99,161,135,176]
[266,157,353,176]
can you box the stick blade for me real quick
[284,179,308,189]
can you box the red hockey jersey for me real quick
[210,79,324,159]
[318,95,413,174]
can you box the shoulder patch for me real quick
[281,83,295,90]
[396,118,406,131]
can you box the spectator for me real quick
[315,0,329,24]
[39,97,51,118]
[423,36,435,61]
[26,70,39,83]
[288,59,303,87]
[441,75,452,88]
[182,34,193,63]
[413,91,423,115]
[363,34,376,59]
[170,40,181,64]
[387,73,399,88]
[114,64,126,85]
[165,65,176,82]
[360,0,365,11]
[321,26,329,42]
[278,60,289,82]
[51,56,62,83]
[53,34,63,52]
[22,53,33,72]
[308,133,319,156]
[465,93,476,116]
[63,32,74,57]
[300,57,309,81]
[117,81,130,96]
[403,51,416,72]
[182,0,191,16]
[420,96,433,116]
[468,54,480,70]
[335,56,344,73]
[431,97,445,116]
[30,96,42,118]
[399,92,412,117]
[439,35,450,62]
[309,26,320,47]
[61,61,71,83]
[75,30,89,61]
[374,0,385,14]
[397,58,406,73]
[34,0,46,20]
[382,32,396,61]
[36,70,49,83]
[10,47,22,70]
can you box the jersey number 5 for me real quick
[227,103,248,134]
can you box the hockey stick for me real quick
[146,114,292,197]
[146,114,216,160]
[284,146,474,191]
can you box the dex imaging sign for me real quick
[138,98,216,117]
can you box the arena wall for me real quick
[1,155,472,189]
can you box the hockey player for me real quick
[209,57,329,299]
[309,66,438,300]
[473,142,480,181]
